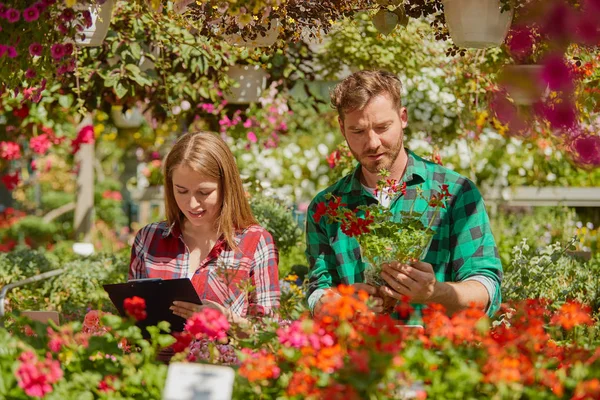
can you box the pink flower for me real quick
[5,8,20,23]
[0,3,6,18]
[1,172,20,190]
[571,134,600,167]
[277,321,309,348]
[540,54,573,92]
[185,308,230,341]
[6,46,17,58]
[102,190,123,201]
[30,134,51,155]
[243,118,253,128]
[23,6,40,22]
[247,131,257,143]
[50,43,65,61]
[15,352,63,398]
[71,125,95,154]
[200,103,215,113]
[0,141,21,160]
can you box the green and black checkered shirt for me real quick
[305,149,503,319]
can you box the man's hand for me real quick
[380,261,436,303]
[352,283,384,313]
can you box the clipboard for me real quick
[103,278,202,336]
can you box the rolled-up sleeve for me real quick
[449,179,503,316]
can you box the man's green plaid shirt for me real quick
[305,149,503,318]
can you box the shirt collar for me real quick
[162,221,182,239]
[340,148,427,195]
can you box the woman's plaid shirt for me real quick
[129,222,280,317]
[306,150,503,318]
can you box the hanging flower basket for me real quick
[499,64,546,105]
[442,0,513,48]
[223,20,280,48]
[224,65,268,104]
[75,0,114,47]
[111,106,145,129]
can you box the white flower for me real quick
[317,143,329,156]
[180,100,191,111]
[518,168,526,176]
[546,172,557,182]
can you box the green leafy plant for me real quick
[249,193,302,255]
[316,170,451,288]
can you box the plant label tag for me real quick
[162,362,235,400]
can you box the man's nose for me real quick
[365,129,381,150]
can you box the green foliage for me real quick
[503,240,600,312]
[8,216,58,247]
[95,178,128,228]
[249,193,303,255]
[0,250,128,322]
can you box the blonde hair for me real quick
[330,70,403,120]
[163,131,257,249]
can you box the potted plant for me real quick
[111,105,145,129]
[0,1,97,90]
[442,0,514,48]
[74,0,114,47]
[498,25,549,105]
[224,64,269,104]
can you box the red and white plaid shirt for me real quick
[129,221,280,317]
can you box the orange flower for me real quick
[286,371,318,397]
[238,350,280,383]
[572,379,600,400]
[314,344,344,373]
[550,300,593,330]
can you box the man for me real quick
[305,70,503,319]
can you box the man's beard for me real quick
[349,138,403,174]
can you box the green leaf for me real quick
[104,72,120,88]
[58,95,73,108]
[130,42,142,59]
[125,63,141,75]
[114,82,128,99]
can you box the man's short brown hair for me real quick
[330,70,403,120]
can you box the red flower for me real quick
[506,25,536,62]
[313,202,327,224]
[2,172,20,190]
[12,105,30,119]
[400,181,407,196]
[98,375,117,393]
[172,331,193,353]
[123,296,147,321]
[0,141,21,160]
[550,300,593,330]
[341,210,373,237]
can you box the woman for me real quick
[129,131,280,327]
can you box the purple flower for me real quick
[56,64,68,76]
[23,6,40,22]
[29,42,43,57]
[25,69,36,79]
[6,45,17,58]
[82,10,92,28]
[50,43,65,60]
[42,0,56,6]
[541,99,577,130]
[506,25,536,62]
[65,58,75,72]
[61,8,74,22]
[63,42,73,56]
[0,3,7,19]
[34,2,46,14]
[5,8,20,23]
[571,134,600,167]
[0,45,7,57]
[540,0,574,41]
[574,12,600,45]
[540,54,573,92]
[57,22,68,35]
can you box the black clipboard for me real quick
[103,278,202,337]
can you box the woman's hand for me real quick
[170,299,226,319]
